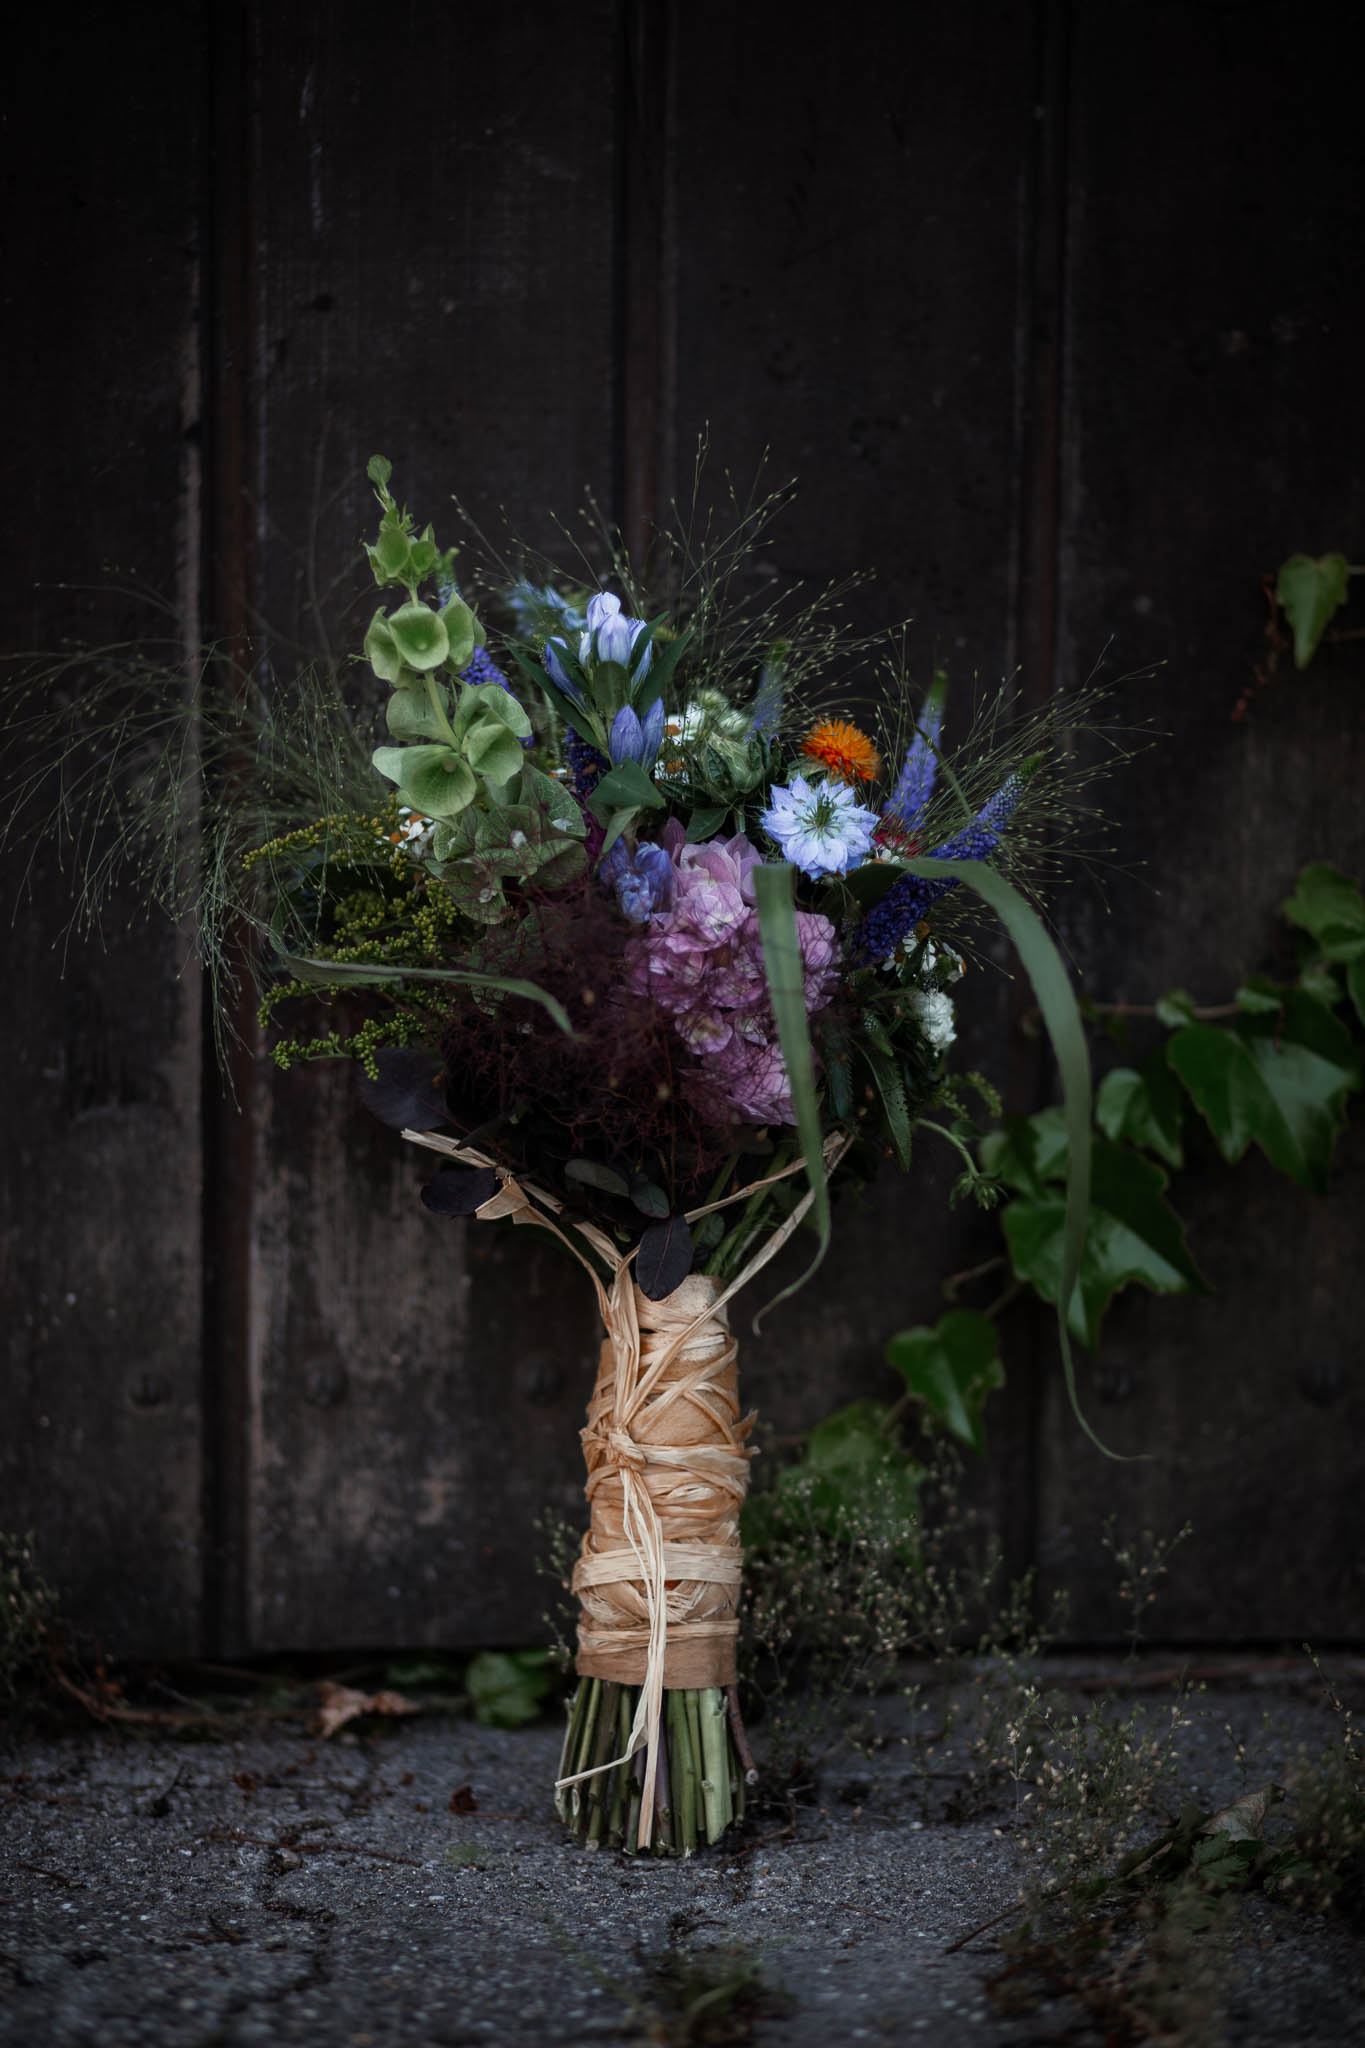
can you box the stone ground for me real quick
[2,1659,1363,2046]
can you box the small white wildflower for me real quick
[907,988,957,1055]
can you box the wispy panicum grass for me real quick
[1,633,393,1057]
[450,437,886,726]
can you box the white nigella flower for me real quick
[759,772,878,881]
[907,988,957,1055]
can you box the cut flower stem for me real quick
[558,1677,747,1854]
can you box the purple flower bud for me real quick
[543,638,584,704]
[586,591,621,634]
[609,704,646,765]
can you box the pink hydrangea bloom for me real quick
[626,823,839,1124]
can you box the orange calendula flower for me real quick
[801,716,882,785]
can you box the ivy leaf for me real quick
[1275,551,1350,670]
[884,1309,1005,1453]
[1156,988,1199,1029]
[1096,1049,1185,1169]
[636,1214,694,1300]
[999,1133,1207,1351]
[979,1106,1069,1195]
[1282,861,1365,963]
[770,1400,921,1548]
[465,1649,553,1729]
[1167,986,1361,1193]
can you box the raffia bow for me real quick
[404,1125,850,1848]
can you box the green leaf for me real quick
[367,453,393,488]
[1234,977,1286,1016]
[379,743,477,819]
[363,609,404,682]
[1156,988,1199,1029]
[370,523,412,584]
[885,1309,1005,1454]
[586,758,666,819]
[628,1177,671,1219]
[979,1106,1070,1196]
[465,1649,554,1730]
[686,804,729,842]
[439,597,478,672]
[861,1038,914,1171]
[1348,956,1365,1028]
[564,1158,631,1198]
[1167,987,1361,1192]
[1275,551,1350,670]
[387,601,450,671]
[1282,861,1365,962]
[463,719,526,785]
[268,944,574,1035]
[903,856,1099,1448]
[753,861,830,1319]
[459,680,533,741]
[999,1134,1207,1352]
[768,1400,921,1548]
[1096,1049,1185,1169]
[385,680,449,743]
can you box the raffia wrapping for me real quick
[574,1272,751,1691]
[402,1125,850,1846]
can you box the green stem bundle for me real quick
[555,1676,750,1854]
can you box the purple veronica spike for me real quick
[563,725,607,797]
[852,762,1035,966]
[884,675,947,832]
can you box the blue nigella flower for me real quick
[851,763,1036,965]
[884,672,947,833]
[461,647,533,746]
[608,698,666,770]
[600,838,676,924]
[760,772,879,881]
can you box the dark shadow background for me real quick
[3,1,1362,1659]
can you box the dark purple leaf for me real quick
[421,1166,500,1216]
[358,1049,448,1131]
[635,1215,694,1300]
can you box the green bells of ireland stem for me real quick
[372,683,533,821]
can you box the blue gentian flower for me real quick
[582,591,652,677]
[608,698,666,769]
[600,838,676,923]
[760,773,879,880]
[543,638,585,705]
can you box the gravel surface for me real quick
[2,1662,1363,2045]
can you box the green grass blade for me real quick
[903,855,1119,1457]
[753,860,830,1320]
[270,943,575,1036]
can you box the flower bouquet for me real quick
[8,456,1102,1854]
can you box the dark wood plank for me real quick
[1034,1,1365,1638]
[668,1,1046,1566]
[0,10,207,1654]
[232,0,618,1651]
